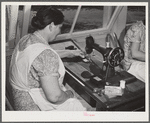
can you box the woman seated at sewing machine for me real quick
[122,20,145,82]
[9,6,89,111]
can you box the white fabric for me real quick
[9,43,86,111]
[29,88,86,111]
[127,61,145,82]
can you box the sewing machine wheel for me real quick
[108,47,124,67]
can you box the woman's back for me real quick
[10,33,59,110]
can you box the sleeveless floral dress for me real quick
[11,33,59,111]
[122,21,145,71]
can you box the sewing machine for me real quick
[85,34,137,87]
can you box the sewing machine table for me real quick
[50,39,145,111]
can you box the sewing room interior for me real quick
[5,3,147,112]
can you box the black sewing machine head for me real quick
[85,35,112,60]
[85,33,124,81]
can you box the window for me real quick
[57,6,78,34]
[126,6,145,24]
[27,5,105,34]
[8,5,147,49]
[73,6,104,32]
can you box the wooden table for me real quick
[50,39,145,111]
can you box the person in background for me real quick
[9,6,86,111]
[122,20,145,82]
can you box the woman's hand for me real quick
[68,50,85,58]
[65,90,74,98]
[56,49,85,58]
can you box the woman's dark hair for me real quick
[31,6,64,30]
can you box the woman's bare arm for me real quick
[40,74,74,104]
[131,41,145,62]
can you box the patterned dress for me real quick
[122,21,145,71]
[11,32,59,111]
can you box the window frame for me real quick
[6,5,126,56]
[19,6,124,39]
[56,6,124,40]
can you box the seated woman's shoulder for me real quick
[130,21,145,32]
[18,34,32,51]
[18,33,45,51]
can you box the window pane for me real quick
[127,6,145,24]
[73,6,104,32]
[58,6,78,34]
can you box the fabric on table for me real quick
[127,61,145,82]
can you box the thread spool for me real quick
[120,80,126,89]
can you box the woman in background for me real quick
[122,20,145,82]
[9,6,86,111]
